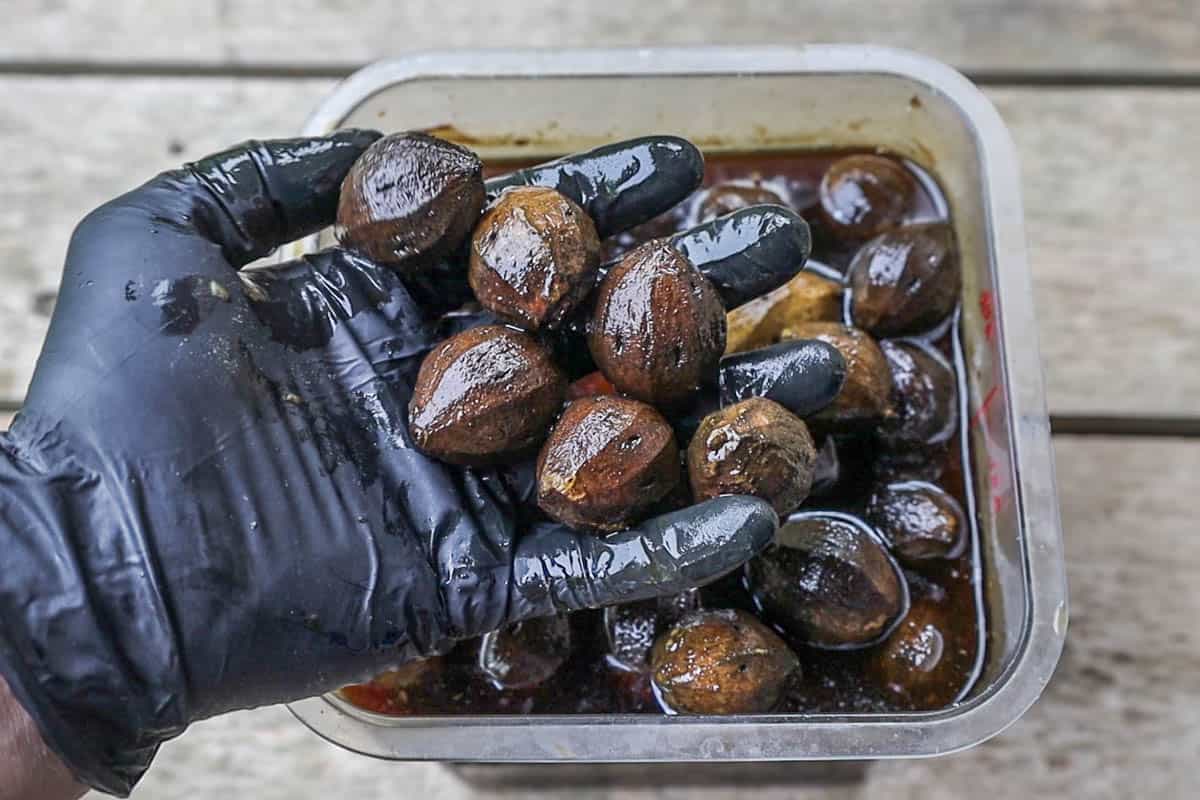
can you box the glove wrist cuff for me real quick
[0,428,179,796]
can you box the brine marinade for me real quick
[343,148,984,716]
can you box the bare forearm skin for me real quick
[0,673,83,800]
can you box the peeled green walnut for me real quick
[469,186,602,331]
[687,398,817,517]
[867,480,966,564]
[588,239,727,407]
[537,395,681,532]
[650,609,799,714]
[478,614,571,691]
[747,512,907,649]
[337,131,485,270]
[817,154,918,243]
[848,225,961,336]
[781,322,893,427]
[408,325,566,465]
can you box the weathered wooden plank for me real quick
[0,78,335,398]
[108,438,1200,800]
[990,88,1200,419]
[1,79,1197,415]
[3,1,1199,75]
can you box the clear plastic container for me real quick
[286,45,1067,762]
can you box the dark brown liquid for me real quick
[341,149,985,717]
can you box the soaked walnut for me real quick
[478,614,572,691]
[879,339,957,448]
[867,480,966,564]
[817,154,918,243]
[408,325,566,465]
[781,322,893,427]
[848,224,961,336]
[747,512,907,649]
[867,592,976,710]
[588,239,726,407]
[469,186,602,331]
[536,395,680,532]
[650,609,799,714]
[337,131,485,270]
[725,270,843,354]
[604,590,701,672]
[687,398,817,517]
[696,181,786,222]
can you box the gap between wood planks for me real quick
[2,59,1200,89]
[0,396,1194,438]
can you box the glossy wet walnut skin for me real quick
[867,480,966,564]
[748,513,907,649]
[469,186,602,331]
[336,131,485,270]
[408,325,566,465]
[478,614,572,691]
[650,609,800,715]
[879,339,958,448]
[688,398,817,517]
[848,224,961,337]
[696,181,786,222]
[536,395,681,533]
[725,270,843,354]
[817,154,918,243]
[867,591,976,710]
[604,590,700,673]
[588,239,727,407]
[782,322,894,427]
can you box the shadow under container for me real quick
[285,45,1068,765]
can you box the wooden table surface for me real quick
[1,3,1196,798]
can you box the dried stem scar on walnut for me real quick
[588,239,726,407]
[408,325,566,465]
[469,186,602,331]
[537,395,680,533]
[336,131,485,271]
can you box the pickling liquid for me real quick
[340,149,986,716]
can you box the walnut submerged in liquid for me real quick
[650,609,800,714]
[747,512,907,649]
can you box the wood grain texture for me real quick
[3,1,1198,74]
[1,79,1197,415]
[99,437,1200,800]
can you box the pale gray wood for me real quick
[990,88,1200,419]
[100,438,1200,800]
[0,78,334,399]
[1,79,1198,415]
[2,0,1197,73]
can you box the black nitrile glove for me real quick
[0,132,789,797]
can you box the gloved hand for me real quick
[0,131,812,797]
